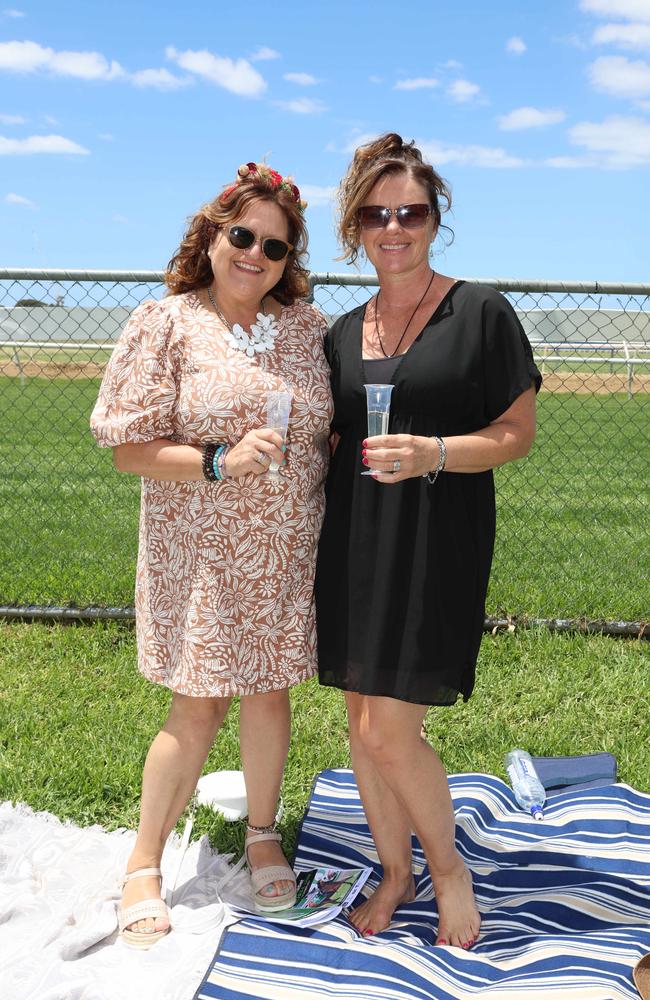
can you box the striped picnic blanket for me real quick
[196,769,650,999]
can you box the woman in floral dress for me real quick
[91,163,332,946]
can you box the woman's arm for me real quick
[363,384,537,483]
[113,427,285,482]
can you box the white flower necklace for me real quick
[207,286,279,357]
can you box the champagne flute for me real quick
[265,390,292,480]
[361,383,393,475]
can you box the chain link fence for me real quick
[1,269,648,629]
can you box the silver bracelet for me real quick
[422,435,447,485]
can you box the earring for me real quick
[428,246,434,259]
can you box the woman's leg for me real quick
[122,692,232,934]
[239,688,293,899]
[345,691,416,934]
[352,694,481,947]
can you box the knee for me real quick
[165,694,230,742]
[357,721,404,769]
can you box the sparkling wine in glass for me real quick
[362,383,393,475]
[265,390,292,480]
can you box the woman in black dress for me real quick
[315,133,541,947]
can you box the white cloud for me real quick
[275,97,327,114]
[49,50,124,80]
[568,113,650,166]
[98,132,114,140]
[112,213,129,223]
[249,46,280,61]
[395,77,438,90]
[506,36,527,54]
[589,54,650,96]
[283,71,320,85]
[498,106,566,130]
[300,184,336,206]
[165,46,266,97]
[368,75,382,84]
[447,79,481,102]
[0,112,24,124]
[44,114,58,125]
[443,59,463,69]
[0,133,89,155]
[419,139,525,168]
[0,40,124,79]
[580,0,650,21]
[592,22,650,47]
[637,97,650,108]
[6,191,35,207]
[2,8,25,16]
[131,67,190,90]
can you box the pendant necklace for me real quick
[207,286,279,357]
[374,270,436,359]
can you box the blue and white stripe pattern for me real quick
[196,769,650,999]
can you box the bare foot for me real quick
[121,868,170,937]
[349,872,416,936]
[432,858,480,949]
[245,837,294,900]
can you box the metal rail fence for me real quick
[0,268,648,631]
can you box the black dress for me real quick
[315,281,542,706]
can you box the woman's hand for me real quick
[223,427,285,479]
[362,433,439,484]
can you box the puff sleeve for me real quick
[482,291,542,423]
[90,300,178,447]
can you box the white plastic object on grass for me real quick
[196,770,248,821]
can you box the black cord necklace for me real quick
[374,269,436,359]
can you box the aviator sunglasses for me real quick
[358,203,431,230]
[227,225,293,262]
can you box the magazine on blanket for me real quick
[235,865,372,927]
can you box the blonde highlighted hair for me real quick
[337,132,453,265]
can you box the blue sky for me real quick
[1,0,649,282]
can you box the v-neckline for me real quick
[359,279,464,385]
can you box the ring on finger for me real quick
[392,459,401,472]
[257,451,266,464]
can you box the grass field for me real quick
[0,619,648,857]
[0,376,648,619]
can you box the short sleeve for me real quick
[483,292,542,422]
[90,300,178,447]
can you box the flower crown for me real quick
[221,162,307,212]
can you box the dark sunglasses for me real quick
[357,203,431,230]
[227,225,293,262]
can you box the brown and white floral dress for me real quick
[90,292,333,697]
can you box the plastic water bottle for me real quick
[505,749,546,821]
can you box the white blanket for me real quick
[0,801,255,1000]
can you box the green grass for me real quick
[1,377,648,619]
[1,621,648,855]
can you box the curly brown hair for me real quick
[337,132,453,266]
[165,173,310,304]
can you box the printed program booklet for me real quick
[235,866,372,927]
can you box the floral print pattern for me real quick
[91,292,332,697]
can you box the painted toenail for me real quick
[438,938,447,945]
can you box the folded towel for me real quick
[531,752,617,793]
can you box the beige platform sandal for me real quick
[118,866,171,949]
[245,823,297,913]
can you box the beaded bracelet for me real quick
[422,435,447,485]
[217,445,229,480]
[202,443,220,482]
[212,444,225,481]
